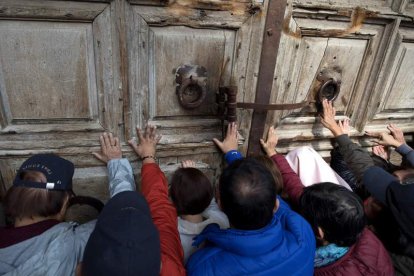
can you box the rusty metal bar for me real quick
[247,0,288,156]
[237,100,312,111]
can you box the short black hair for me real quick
[170,168,213,215]
[219,158,277,230]
[300,182,366,247]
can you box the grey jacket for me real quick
[0,158,134,276]
[336,134,375,183]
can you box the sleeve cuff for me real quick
[335,134,353,147]
[107,158,135,197]
[224,150,243,165]
[396,144,413,156]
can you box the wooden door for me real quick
[1,0,413,206]
[0,0,266,203]
[256,0,414,156]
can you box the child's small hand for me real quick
[338,118,351,135]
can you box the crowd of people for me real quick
[0,99,413,275]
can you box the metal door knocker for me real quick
[175,65,208,109]
[318,79,340,102]
[316,67,342,103]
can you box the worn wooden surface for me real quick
[0,0,413,210]
[0,0,264,212]
[260,0,413,156]
[0,0,108,21]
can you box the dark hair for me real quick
[219,158,277,230]
[4,170,70,221]
[170,168,213,215]
[252,155,283,194]
[300,182,366,247]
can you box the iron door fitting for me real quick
[316,67,342,103]
[175,65,207,109]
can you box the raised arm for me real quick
[320,99,374,182]
[128,125,185,276]
[93,132,135,197]
[369,124,414,168]
[260,126,304,206]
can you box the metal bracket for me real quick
[217,86,313,122]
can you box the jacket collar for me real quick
[193,212,283,256]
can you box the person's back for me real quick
[0,220,94,275]
[300,182,394,276]
[0,154,95,276]
[186,158,315,276]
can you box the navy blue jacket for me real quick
[186,198,315,275]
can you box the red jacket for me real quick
[271,154,394,276]
[315,228,394,276]
[141,163,186,276]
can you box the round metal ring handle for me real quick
[318,79,340,102]
[177,78,207,109]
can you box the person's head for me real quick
[4,154,74,223]
[170,168,213,215]
[219,158,277,230]
[252,155,283,194]
[300,182,366,247]
[83,191,161,276]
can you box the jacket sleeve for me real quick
[224,150,243,165]
[335,134,375,183]
[107,158,135,198]
[271,154,304,206]
[140,163,186,276]
[363,166,398,205]
[396,144,414,168]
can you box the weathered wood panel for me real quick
[0,0,108,21]
[0,2,123,201]
[127,2,262,151]
[0,21,95,121]
[150,27,235,117]
[365,22,414,132]
[250,1,414,157]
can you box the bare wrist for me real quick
[224,147,238,154]
[393,141,403,148]
[331,126,344,137]
[267,150,277,157]
[141,154,157,164]
[142,157,156,164]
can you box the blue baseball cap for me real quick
[13,154,74,191]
